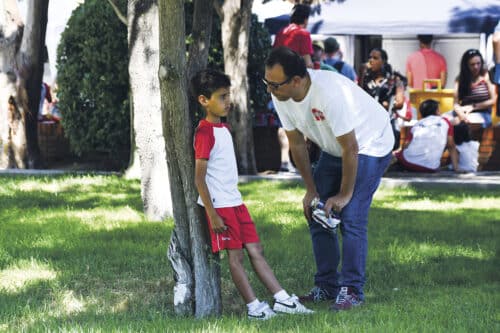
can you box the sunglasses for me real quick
[466,49,480,57]
[262,76,293,90]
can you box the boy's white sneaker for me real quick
[247,301,277,320]
[273,294,314,314]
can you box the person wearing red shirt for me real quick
[273,4,313,69]
[406,35,447,90]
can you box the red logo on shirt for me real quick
[311,108,325,121]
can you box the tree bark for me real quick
[127,0,173,220]
[159,0,221,317]
[18,0,48,168]
[220,0,256,175]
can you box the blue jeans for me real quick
[310,151,392,300]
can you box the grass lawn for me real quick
[0,175,498,332]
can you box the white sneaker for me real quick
[247,301,277,320]
[273,294,314,314]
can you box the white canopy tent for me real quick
[306,0,499,35]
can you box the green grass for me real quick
[0,175,498,332]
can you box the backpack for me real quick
[333,61,344,73]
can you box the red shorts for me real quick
[205,204,260,253]
[394,150,437,173]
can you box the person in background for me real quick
[394,99,460,172]
[451,123,479,172]
[273,4,314,172]
[447,49,496,128]
[360,48,410,149]
[192,69,313,320]
[322,37,357,82]
[406,34,447,89]
[312,41,336,72]
[492,21,500,119]
[273,4,314,69]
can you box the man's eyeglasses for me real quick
[262,77,292,90]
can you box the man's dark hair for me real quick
[324,37,340,54]
[290,4,310,25]
[419,99,439,118]
[190,69,231,99]
[266,46,308,79]
[417,34,433,45]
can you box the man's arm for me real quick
[286,129,317,220]
[194,159,226,233]
[440,70,447,88]
[302,54,314,69]
[324,130,358,213]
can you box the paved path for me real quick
[1,169,499,189]
[240,171,500,190]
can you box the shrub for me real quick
[57,0,129,162]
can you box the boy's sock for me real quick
[273,290,291,302]
[246,298,261,312]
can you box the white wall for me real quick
[383,34,482,89]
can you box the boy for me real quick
[394,99,460,172]
[191,69,313,320]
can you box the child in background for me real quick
[191,69,313,320]
[452,123,479,172]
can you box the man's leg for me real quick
[339,153,392,301]
[308,152,343,295]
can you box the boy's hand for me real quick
[210,214,228,234]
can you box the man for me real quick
[406,35,447,89]
[264,47,394,311]
[323,37,357,82]
[273,4,314,69]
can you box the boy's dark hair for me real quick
[324,37,340,54]
[419,99,439,118]
[290,4,310,25]
[453,123,471,145]
[417,34,433,45]
[190,69,231,99]
[266,46,308,79]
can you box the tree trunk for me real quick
[127,0,172,220]
[0,0,25,168]
[158,0,221,317]
[220,0,256,175]
[18,0,48,168]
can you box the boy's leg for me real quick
[227,248,257,304]
[244,242,282,294]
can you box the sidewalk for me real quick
[240,170,500,190]
[1,168,499,190]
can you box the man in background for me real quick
[322,37,357,82]
[406,35,447,89]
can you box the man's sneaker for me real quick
[298,286,335,303]
[273,294,314,314]
[247,301,277,320]
[331,286,363,311]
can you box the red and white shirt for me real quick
[194,120,242,208]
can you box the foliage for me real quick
[185,3,272,116]
[0,175,498,331]
[56,0,129,163]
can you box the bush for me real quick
[57,0,129,162]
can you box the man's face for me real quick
[264,64,294,101]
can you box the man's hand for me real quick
[303,190,319,221]
[209,214,227,234]
[324,193,351,213]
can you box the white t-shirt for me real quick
[456,141,479,172]
[402,115,453,170]
[272,69,394,157]
[194,120,243,208]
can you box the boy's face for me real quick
[199,87,231,120]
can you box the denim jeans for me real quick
[310,151,392,300]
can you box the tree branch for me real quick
[106,0,127,25]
